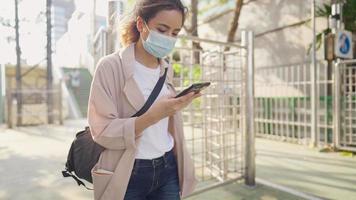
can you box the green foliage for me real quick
[307,28,331,54]
[317,0,356,32]
[308,0,356,54]
[316,3,331,17]
[343,0,356,32]
[173,63,202,87]
[172,63,203,108]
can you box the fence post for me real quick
[333,61,341,149]
[242,30,256,186]
[59,80,63,125]
[7,88,12,128]
[310,0,318,147]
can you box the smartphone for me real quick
[175,82,211,98]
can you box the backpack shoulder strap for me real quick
[132,67,168,117]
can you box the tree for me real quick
[46,0,53,124]
[184,0,201,64]
[225,0,244,51]
[15,0,22,126]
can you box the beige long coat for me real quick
[87,43,197,200]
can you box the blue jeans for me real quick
[124,149,181,200]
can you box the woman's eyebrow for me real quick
[158,23,181,31]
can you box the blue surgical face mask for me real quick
[142,21,177,58]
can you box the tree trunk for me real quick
[225,0,244,51]
[14,0,22,126]
[46,0,53,124]
[191,0,200,64]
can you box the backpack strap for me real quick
[62,170,93,190]
[132,66,168,117]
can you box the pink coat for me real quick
[87,43,197,200]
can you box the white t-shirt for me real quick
[133,60,174,159]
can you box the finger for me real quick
[193,92,203,98]
[167,96,185,106]
[175,92,194,103]
[186,92,201,100]
[167,91,176,98]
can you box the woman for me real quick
[88,0,200,199]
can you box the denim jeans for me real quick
[124,149,180,200]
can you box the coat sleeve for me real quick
[87,58,137,150]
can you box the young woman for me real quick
[88,0,200,199]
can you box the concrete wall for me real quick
[199,0,330,67]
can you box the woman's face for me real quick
[137,9,183,41]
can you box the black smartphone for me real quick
[175,82,211,98]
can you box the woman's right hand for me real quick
[146,91,202,123]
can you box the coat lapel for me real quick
[120,44,145,112]
[119,43,172,113]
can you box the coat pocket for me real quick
[92,166,114,200]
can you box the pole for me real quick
[7,88,13,128]
[333,62,341,149]
[331,1,344,148]
[59,80,63,125]
[15,0,22,126]
[46,0,53,124]
[0,64,4,123]
[242,30,255,186]
[310,0,317,147]
[92,0,96,71]
[107,0,124,53]
[107,0,117,54]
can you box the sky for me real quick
[0,0,107,65]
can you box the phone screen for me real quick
[175,82,211,98]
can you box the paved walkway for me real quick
[256,138,356,200]
[1,120,355,199]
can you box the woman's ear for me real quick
[136,16,144,33]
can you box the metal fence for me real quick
[335,59,356,152]
[6,85,63,127]
[255,61,334,147]
[171,31,255,196]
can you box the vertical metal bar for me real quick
[310,0,317,147]
[0,64,4,124]
[107,0,121,53]
[286,66,290,141]
[347,68,350,144]
[333,61,341,149]
[244,31,255,186]
[59,80,63,125]
[297,64,301,142]
[201,52,207,181]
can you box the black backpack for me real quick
[62,67,168,189]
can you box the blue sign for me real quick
[339,33,351,54]
[335,30,353,59]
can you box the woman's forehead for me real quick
[149,10,183,29]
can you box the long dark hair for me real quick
[120,0,187,47]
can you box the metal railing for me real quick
[334,59,356,152]
[255,61,334,147]
[172,31,255,196]
[6,82,63,127]
[93,26,107,73]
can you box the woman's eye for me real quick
[157,29,166,33]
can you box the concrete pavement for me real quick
[256,138,356,200]
[1,120,354,199]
